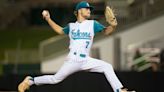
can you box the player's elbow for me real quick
[55,29,65,35]
[58,31,65,35]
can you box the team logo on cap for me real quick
[86,3,89,7]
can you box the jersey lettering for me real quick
[71,29,91,40]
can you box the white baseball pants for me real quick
[34,52,123,92]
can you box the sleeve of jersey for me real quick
[63,25,69,35]
[94,20,106,34]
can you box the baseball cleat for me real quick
[120,88,136,92]
[18,76,32,92]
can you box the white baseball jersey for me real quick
[63,20,105,58]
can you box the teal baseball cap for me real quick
[75,1,93,11]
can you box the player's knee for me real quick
[51,76,63,84]
[62,72,70,78]
[52,72,70,84]
[105,63,113,70]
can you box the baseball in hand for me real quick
[42,10,48,16]
[42,10,50,19]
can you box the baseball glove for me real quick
[105,6,117,26]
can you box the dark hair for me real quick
[74,11,78,16]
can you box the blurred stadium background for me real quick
[0,0,164,92]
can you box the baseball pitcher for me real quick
[18,1,135,92]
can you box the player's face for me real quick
[80,8,91,19]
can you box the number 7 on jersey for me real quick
[86,41,90,48]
